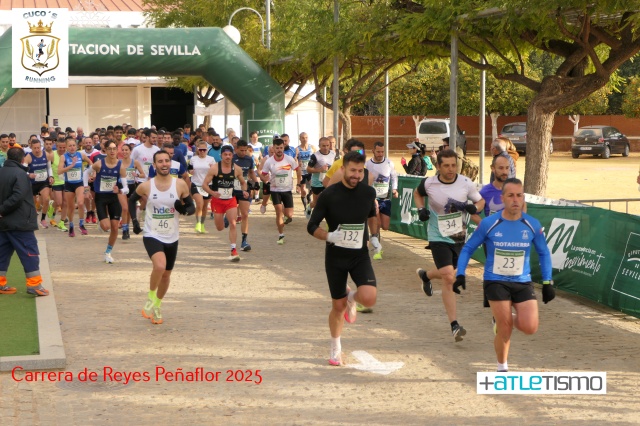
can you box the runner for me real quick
[257,145,274,214]
[365,141,399,260]
[57,137,93,237]
[455,178,554,371]
[305,137,335,218]
[232,139,258,251]
[49,137,68,231]
[23,139,54,229]
[307,150,378,366]
[413,149,484,342]
[91,140,128,263]
[296,132,314,210]
[81,136,99,224]
[119,143,145,240]
[260,138,302,245]
[148,143,191,187]
[190,140,216,233]
[128,150,195,324]
[131,129,160,213]
[202,145,249,261]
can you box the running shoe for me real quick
[373,249,383,260]
[122,230,130,240]
[151,306,163,324]
[0,285,17,294]
[241,240,251,251]
[210,212,214,219]
[356,303,373,313]
[50,219,57,227]
[195,222,202,233]
[329,347,342,366]
[79,224,88,235]
[40,219,49,229]
[497,369,509,373]
[141,298,154,319]
[47,200,55,218]
[452,323,466,342]
[492,317,497,336]
[416,268,432,297]
[26,285,49,296]
[229,248,240,262]
[344,296,357,324]
[224,216,229,228]
[104,252,115,264]
[304,204,312,219]
[68,227,75,237]
[277,235,285,245]
[284,215,292,225]
[200,224,207,233]
[57,221,68,232]
[236,215,242,223]
[260,204,266,214]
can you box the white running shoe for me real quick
[260,204,266,214]
[104,252,115,264]
[329,347,342,366]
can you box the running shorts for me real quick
[143,237,179,271]
[325,248,376,300]
[484,280,537,304]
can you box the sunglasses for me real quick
[198,148,207,152]
[355,149,364,155]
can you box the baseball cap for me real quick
[407,141,420,149]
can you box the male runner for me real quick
[260,138,302,245]
[307,150,377,366]
[232,139,258,251]
[306,137,335,218]
[296,132,315,209]
[365,141,398,260]
[454,178,554,371]
[413,149,484,342]
[202,145,249,261]
[23,139,54,229]
[129,150,195,324]
[49,136,68,231]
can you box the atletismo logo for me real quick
[153,206,175,214]
[477,372,606,394]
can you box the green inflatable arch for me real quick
[0,27,284,140]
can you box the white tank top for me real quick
[144,178,180,243]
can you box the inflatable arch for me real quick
[0,27,284,141]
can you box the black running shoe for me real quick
[416,268,432,297]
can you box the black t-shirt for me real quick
[307,181,376,253]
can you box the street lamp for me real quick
[223,7,267,47]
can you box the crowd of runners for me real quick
[0,125,556,372]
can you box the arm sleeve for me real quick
[533,224,553,281]
[456,219,488,276]
[416,178,428,197]
[307,154,318,169]
[128,190,142,221]
[307,190,328,235]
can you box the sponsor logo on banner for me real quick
[477,372,606,395]
[12,9,69,88]
[399,187,422,225]
[611,232,640,300]
[545,218,580,270]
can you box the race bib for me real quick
[151,213,175,235]
[99,176,117,192]
[318,172,326,182]
[219,187,233,199]
[493,249,525,276]
[233,179,242,191]
[274,171,291,189]
[373,182,389,199]
[437,212,463,237]
[126,167,136,182]
[196,185,209,197]
[67,167,81,181]
[301,160,309,171]
[334,223,365,249]
[34,169,48,182]
[143,162,152,177]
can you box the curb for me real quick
[0,236,66,371]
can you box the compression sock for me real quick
[106,244,113,254]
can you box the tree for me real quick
[393,1,640,195]
[622,77,640,117]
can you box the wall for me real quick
[351,115,640,152]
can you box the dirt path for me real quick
[2,155,640,424]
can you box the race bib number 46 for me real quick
[493,249,525,276]
[334,223,365,249]
[152,213,175,235]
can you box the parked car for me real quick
[499,122,554,154]
[571,125,630,159]
[417,118,467,155]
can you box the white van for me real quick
[417,118,467,155]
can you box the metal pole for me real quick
[266,0,271,50]
[449,30,458,151]
[322,86,326,137]
[479,58,486,184]
[384,71,389,159]
[332,0,340,150]
[224,97,228,134]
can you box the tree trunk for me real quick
[490,112,500,141]
[524,102,555,196]
[203,114,211,130]
[339,107,352,146]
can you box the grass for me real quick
[0,253,39,357]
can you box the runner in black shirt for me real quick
[307,150,377,366]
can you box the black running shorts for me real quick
[484,280,537,304]
[95,192,122,221]
[429,241,464,270]
[270,191,294,208]
[325,247,377,300]
[143,237,179,271]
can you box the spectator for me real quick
[402,140,428,176]
[489,137,516,183]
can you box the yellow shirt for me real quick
[324,158,343,179]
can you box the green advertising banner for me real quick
[391,176,640,318]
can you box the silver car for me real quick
[499,122,554,154]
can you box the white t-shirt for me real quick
[132,144,160,182]
[366,157,398,199]
[190,155,215,186]
[261,155,299,192]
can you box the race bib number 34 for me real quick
[437,212,463,236]
[493,249,525,276]
[334,223,365,249]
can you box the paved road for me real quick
[1,205,639,425]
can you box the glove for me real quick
[120,185,129,195]
[326,230,342,245]
[132,219,142,235]
[453,275,466,294]
[400,157,407,166]
[418,207,430,221]
[542,281,555,304]
[464,204,478,215]
[174,199,187,215]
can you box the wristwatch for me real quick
[542,280,554,285]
